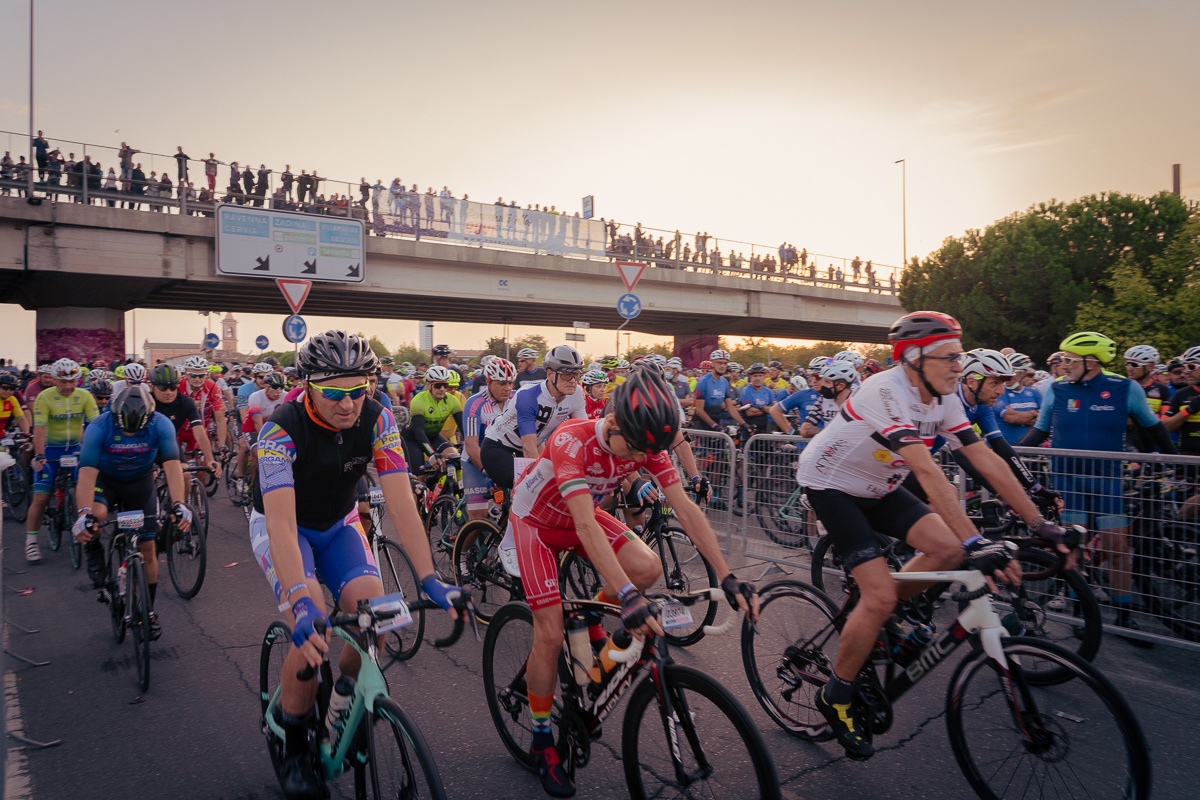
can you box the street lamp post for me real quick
[894,159,907,270]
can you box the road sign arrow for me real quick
[254,255,271,271]
[276,278,313,315]
[302,259,316,274]
[347,263,360,279]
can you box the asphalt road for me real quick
[4,494,1197,800]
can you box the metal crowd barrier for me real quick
[741,434,815,568]
[676,429,739,555]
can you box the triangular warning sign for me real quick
[615,261,646,292]
[276,278,313,315]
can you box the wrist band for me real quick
[78,506,91,515]
[961,534,984,549]
[690,475,701,483]
[285,582,309,600]
[617,582,637,601]
[1030,483,1043,493]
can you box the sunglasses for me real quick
[308,381,369,401]
[553,371,582,383]
[152,383,178,391]
[187,372,207,379]
[606,428,644,456]
[1058,356,1086,365]
[428,382,449,389]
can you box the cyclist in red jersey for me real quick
[580,369,608,419]
[510,370,758,797]
[179,355,228,453]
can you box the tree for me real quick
[256,349,296,367]
[481,336,510,360]
[358,334,390,359]
[899,192,1192,360]
[391,341,429,365]
[626,343,673,360]
[514,334,548,359]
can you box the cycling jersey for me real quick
[180,377,225,424]
[739,384,776,432]
[79,411,180,479]
[483,381,586,451]
[1139,380,1171,416]
[584,394,606,419]
[955,383,1003,441]
[1030,374,1159,452]
[33,387,99,447]
[235,380,257,413]
[665,375,691,401]
[603,374,626,399]
[803,397,842,431]
[993,384,1042,445]
[20,379,52,410]
[513,367,546,390]
[407,390,464,439]
[0,396,24,434]
[777,388,819,430]
[155,393,202,436]
[463,391,502,442]
[243,389,285,434]
[693,374,735,427]
[796,366,980,498]
[1166,385,1200,455]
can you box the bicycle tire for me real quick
[3,466,29,522]
[62,488,80,569]
[558,551,602,603]
[650,525,718,647]
[242,474,254,521]
[188,476,210,539]
[47,489,63,551]
[225,460,243,507]
[451,519,523,623]
[741,578,841,740]
[481,601,537,771]
[258,620,291,776]
[425,495,462,581]
[1140,521,1200,642]
[202,463,219,497]
[367,696,447,800]
[128,555,152,692]
[622,664,781,800]
[946,637,1151,800]
[376,539,425,663]
[752,478,807,549]
[108,541,127,643]
[166,512,207,599]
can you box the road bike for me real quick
[742,568,1151,799]
[154,462,210,599]
[1,433,30,522]
[91,508,155,692]
[45,451,82,569]
[420,454,466,581]
[357,476,426,664]
[447,490,522,623]
[484,593,780,799]
[259,592,473,799]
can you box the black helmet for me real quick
[0,373,17,390]
[379,356,395,366]
[89,378,113,397]
[263,372,286,390]
[543,345,583,373]
[261,356,279,367]
[112,384,156,434]
[745,362,768,375]
[768,360,783,369]
[150,363,180,387]
[612,370,680,454]
[432,344,453,357]
[631,359,664,376]
[296,330,379,382]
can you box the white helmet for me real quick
[37,363,53,374]
[646,354,667,367]
[808,356,831,372]
[252,362,274,375]
[1032,370,1050,381]
[789,375,808,389]
[1123,345,1160,366]
[516,348,539,361]
[615,358,630,370]
[123,363,147,383]
[183,355,208,371]
[666,357,683,369]
[1181,346,1200,365]
[484,359,516,382]
[833,350,865,369]
[728,362,743,372]
[1006,353,1035,372]
[819,361,859,384]
[425,365,453,383]
[960,348,1015,380]
[50,358,82,381]
[709,349,730,361]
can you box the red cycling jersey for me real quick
[178,377,226,449]
[584,394,606,420]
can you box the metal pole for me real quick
[895,159,907,268]
[27,0,34,200]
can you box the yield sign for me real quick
[615,261,647,293]
[276,278,312,315]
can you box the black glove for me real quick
[710,423,722,432]
[619,589,657,631]
[1030,519,1080,549]
[1030,485,1060,514]
[690,474,712,501]
[720,573,756,611]
[964,537,1013,578]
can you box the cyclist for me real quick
[71,384,193,639]
[248,330,459,800]
[798,311,1066,761]
[580,369,608,419]
[993,352,1042,445]
[20,364,51,412]
[739,363,777,435]
[0,373,30,437]
[180,355,229,452]
[767,374,818,433]
[463,358,515,520]
[764,360,788,393]
[1162,345,1200,478]
[509,370,757,797]
[481,345,586,489]
[88,378,114,411]
[233,364,272,492]
[402,365,464,471]
[727,361,746,391]
[26,359,100,562]
[690,349,749,432]
[514,347,546,389]
[111,362,147,395]
[149,364,220,479]
[799,360,858,437]
[1018,331,1176,642]
[662,357,693,410]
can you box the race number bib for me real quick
[660,599,694,631]
[369,592,414,634]
[117,510,145,530]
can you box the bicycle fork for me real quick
[652,664,710,786]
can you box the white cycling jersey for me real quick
[483,380,586,451]
[796,366,979,498]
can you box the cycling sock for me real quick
[529,691,554,751]
[149,582,157,605]
[278,708,315,756]
[824,673,855,705]
[25,532,38,543]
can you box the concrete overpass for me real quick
[0,198,900,346]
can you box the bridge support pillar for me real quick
[673,334,719,369]
[35,307,126,365]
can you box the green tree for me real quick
[391,341,429,365]
[514,334,548,359]
[899,192,1192,359]
[480,336,510,360]
[257,349,296,367]
[356,334,390,360]
[626,343,673,360]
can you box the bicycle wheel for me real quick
[648,525,718,647]
[558,552,602,602]
[367,696,447,800]
[752,478,807,549]
[242,475,254,521]
[166,513,207,599]
[425,495,461,581]
[188,477,209,539]
[259,621,291,776]
[622,664,780,800]
[128,556,152,692]
[451,519,522,623]
[225,461,243,507]
[741,579,841,740]
[62,487,80,569]
[989,548,1101,684]
[47,490,63,551]
[4,465,29,522]
[1141,521,1200,642]
[946,637,1151,800]
[481,601,537,771]
[108,540,126,643]
[202,462,219,497]
[376,538,425,663]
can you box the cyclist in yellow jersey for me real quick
[728,362,747,391]
[27,358,99,562]
[764,360,789,393]
[402,366,464,470]
[441,369,466,438]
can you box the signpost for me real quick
[283,315,307,344]
[582,195,594,220]
[572,321,590,329]
[565,333,586,342]
[203,332,219,350]
[615,261,646,293]
[216,205,365,283]
[616,293,642,320]
[255,335,269,351]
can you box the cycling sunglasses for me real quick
[308,381,369,401]
[428,382,449,389]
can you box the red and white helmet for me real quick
[123,363,148,383]
[484,358,516,382]
[709,349,730,361]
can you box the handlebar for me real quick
[609,589,739,665]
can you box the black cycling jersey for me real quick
[155,393,202,434]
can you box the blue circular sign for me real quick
[282,315,307,344]
[255,335,270,350]
[203,332,220,349]
[616,293,642,320]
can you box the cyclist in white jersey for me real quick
[796,311,1070,762]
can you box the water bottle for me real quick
[566,614,594,686]
[891,624,934,667]
[324,675,357,745]
[117,563,127,598]
[597,629,634,677]
[488,503,502,521]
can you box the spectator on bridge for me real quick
[128,162,147,209]
[851,256,862,282]
[102,168,117,206]
[203,153,220,192]
[241,165,255,196]
[118,142,139,190]
[32,131,49,181]
[439,186,454,224]
[360,178,372,209]
[279,165,293,200]
[228,161,241,191]
[44,151,62,200]
[310,171,324,202]
[800,247,808,268]
[835,266,844,283]
[370,179,386,214]
[174,146,190,183]
[295,170,310,205]
[460,193,471,232]
[158,173,173,210]
[255,165,271,206]
[0,152,13,196]
[12,157,31,197]
[888,273,896,293]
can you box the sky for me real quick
[2,0,1198,365]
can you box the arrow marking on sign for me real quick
[347,263,360,278]
[302,259,316,274]
[254,255,271,271]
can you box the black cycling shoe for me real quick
[278,752,328,800]
[815,686,875,761]
[85,540,105,587]
[532,746,576,798]
[148,611,162,641]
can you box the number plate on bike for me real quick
[116,510,145,530]
[369,592,413,633]
[661,600,694,631]
[368,487,384,507]
[58,455,79,467]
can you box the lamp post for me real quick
[894,159,906,269]
[27,0,35,199]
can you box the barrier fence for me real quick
[739,434,1200,651]
[675,428,739,555]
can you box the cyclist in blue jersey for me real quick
[72,385,193,640]
[233,363,271,494]
[993,352,1042,444]
[768,375,819,433]
[463,358,514,519]
[1019,331,1176,642]
[738,363,777,434]
[690,349,749,432]
[799,361,858,437]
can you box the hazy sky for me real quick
[3,0,1197,364]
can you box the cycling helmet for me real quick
[768,360,783,369]
[1059,331,1116,364]
[611,371,680,454]
[699,360,713,371]
[209,364,223,374]
[544,345,583,372]
[728,362,743,372]
[399,361,414,371]
[1181,346,1200,365]
[183,355,208,371]
[150,364,180,387]
[808,356,831,371]
[863,359,884,375]
[960,348,1016,380]
[284,366,298,377]
[379,356,394,366]
[0,374,19,390]
[111,384,156,434]
[633,359,665,376]
[296,330,379,381]
[581,369,608,386]
[818,361,859,385]
[1123,345,1159,366]
[261,356,279,367]
[431,344,452,358]
[447,370,461,387]
[709,349,730,361]
[888,311,962,362]
[37,363,53,375]
[745,362,768,375]
[833,350,865,369]
[517,348,540,361]
[615,359,630,370]
[262,372,286,390]
[88,378,113,397]
[646,354,668,367]
[91,370,113,382]
[789,375,808,389]
[484,359,517,382]
[425,366,453,384]
[1032,370,1050,381]
[599,356,620,370]
[50,358,82,381]
[1006,353,1035,372]
[666,357,683,369]
[252,362,274,376]
[126,363,150,384]
[1046,352,1065,366]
